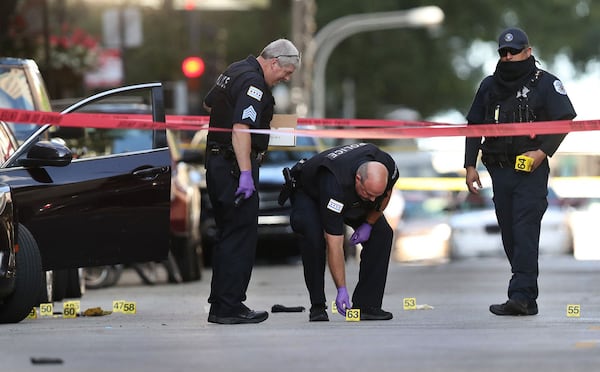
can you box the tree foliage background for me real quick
[2,0,600,120]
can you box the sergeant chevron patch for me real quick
[242,105,257,122]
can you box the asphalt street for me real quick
[2,255,600,372]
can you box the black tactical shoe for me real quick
[358,307,393,321]
[209,308,269,324]
[489,298,538,316]
[309,304,329,322]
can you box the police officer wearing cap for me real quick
[465,28,576,316]
[202,39,300,324]
[288,143,399,321]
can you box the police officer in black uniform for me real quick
[288,143,399,321]
[203,39,300,324]
[465,28,576,316]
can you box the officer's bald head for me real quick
[356,162,388,202]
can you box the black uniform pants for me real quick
[205,152,259,316]
[487,159,549,302]
[290,190,393,309]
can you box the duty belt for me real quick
[481,153,516,168]
[208,144,266,165]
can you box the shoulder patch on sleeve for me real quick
[247,85,263,101]
[327,198,344,214]
[242,105,257,122]
[553,80,567,95]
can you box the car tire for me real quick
[170,235,202,282]
[0,224,43,324]
[163,250,183,284]
[84,265,123,289]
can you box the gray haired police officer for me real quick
[465,28,576,316]
[288,143,399,321]
[203,39,300,324]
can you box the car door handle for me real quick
[133,166,170,181]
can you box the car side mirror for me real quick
[17,140,73,167]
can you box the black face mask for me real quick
[492,56,537,98]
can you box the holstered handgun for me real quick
[278,167,294,206]
[278,159,305,206]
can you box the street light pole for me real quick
[303,6,444,118]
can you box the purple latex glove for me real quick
[235,170,255,200]
[336,287,351,316]
[350,223,372,245]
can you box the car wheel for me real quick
[170,235,202,282]
[84,265,123,289]
[0,224,43,324]
[131,262,159,285]
[163,250,183,284]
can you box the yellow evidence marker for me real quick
[62,301,78,318]
[345,309,360,322]
[39,303,53,317]
[332,300,359,320]
[26,308,37,319]
[113,300,136,314]
[113,300,126,313]
[403,297,417,310]
[515,155,533,172]
[566,304,581,318]
[123,302,137,314]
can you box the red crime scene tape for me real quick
[1,107,599,139]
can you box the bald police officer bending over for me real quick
[287,143,399,321]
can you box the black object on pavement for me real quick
[271,304,306,313]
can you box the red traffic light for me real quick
[181,56,205,78]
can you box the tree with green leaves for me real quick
[3,0,600,119]
[317,0,600,119]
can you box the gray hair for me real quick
[260,39,301,69]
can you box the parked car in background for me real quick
[392,190,452,263]
[567,198,600,260]
[449,187,572,259]
[166,130,204,280]
[0,60,171,323]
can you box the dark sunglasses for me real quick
[498,47,524,57]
